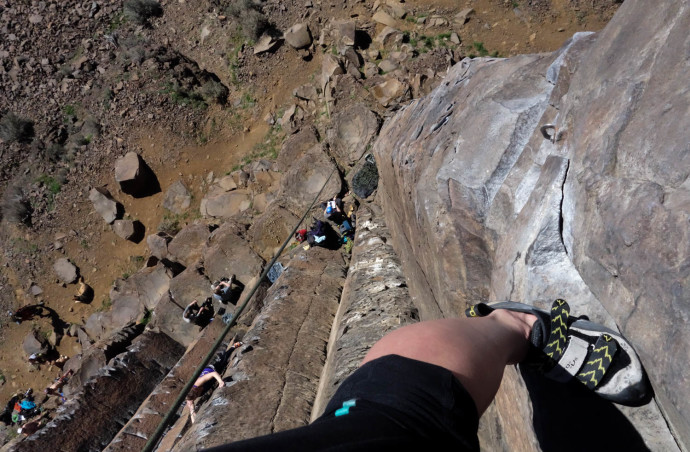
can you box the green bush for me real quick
[123,0,163,26]
[0,113,34,144]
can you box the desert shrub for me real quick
[0,113,34,144]
[123,0,163,26]
[44,143,66,162]
[199,80,229,105]
[158,213,181,236]
[224,0,268,40]
[0,183,32,225]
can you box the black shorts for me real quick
[206,355,479,451]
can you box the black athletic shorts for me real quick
[205,354,480,451]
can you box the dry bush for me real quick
[0,183,32,225]
[44,143,66,162]
[224,0,268,41]
[0,113,34,144]
[123,0,163,26]
[199,80,229,105]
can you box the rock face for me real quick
[326,104,380,166]
[312,206,418,417]
[167,223,211,266]
[170,246,347,450]
[53,258,78,284]
[22,330,50,356]
[88,187,121,224]
[19,330,183,452]
[374,1,687,448]
[276,143,342,217]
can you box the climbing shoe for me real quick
[466,299,651,406]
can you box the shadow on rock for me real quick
[520,366,650,452]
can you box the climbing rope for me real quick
[143,164,340,451]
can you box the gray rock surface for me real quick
[147,232,171,259]
[22,330,50,356]
[163,180,192,214]
[275,143,342,217]
[112,219,135,240]
[275,126,320,172]
[18,330,183,452]
[248,205,300,260]
[167,223,211,266]
[312,205,418,417]
[200,189,251,218]
[202,221,265,285]
[170,246,347,450]
[373,1,686,447]
[53,258,78,284]
[114,152,155,197]
[326,104,380,166]
[284,23,312,49]
[88,187,121,224]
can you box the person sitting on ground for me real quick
[205,298,650,451]
[307,220,328,247]
[182,298,214,325]
[185,365,226,424]
[323,196,344,223]
[211,275,236,303]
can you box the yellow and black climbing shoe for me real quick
[465,299,651,407]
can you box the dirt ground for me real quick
[0,0,620,413]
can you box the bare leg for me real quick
[361,309,536,416]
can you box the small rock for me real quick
[372,11,397,27]
[29,15,43,24]
[450,32,461,44]
[253,35,281,54]
[378,59,399,73]
[54,258,78,284]
[284,23,312,49]
[88,187,121,224]
[455,8,475,25]
[30,285,43,296]
[162,180,191,215]
[113,219,136,240]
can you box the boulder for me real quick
[113,219,136,240]
[333,20,356,46]
[88,187,121,224]
[276,126,320,171]
[163,180,192,215]
[23,330,50,356]
[374,26,404,48]
[378,58,398,73]
[147,232,171,259]
[217,175,237,191]
[114,152,159,197]
[276,143,343,216]
[249,206,301,260]
[372,10,397,27]
[253,35,281,54]
[167,223,211,266]
[200,190,252,218]
[110,262,173,311]
[284,23,312,49]
[203,222,265,286]
[326,104,381,166]
[54,258,78,284]
[351,158,379,199]
[168,264,212,311]
[293,84,318,101]
[454,7,475,25]
[371,77,410,107]
[147,292,201,347]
